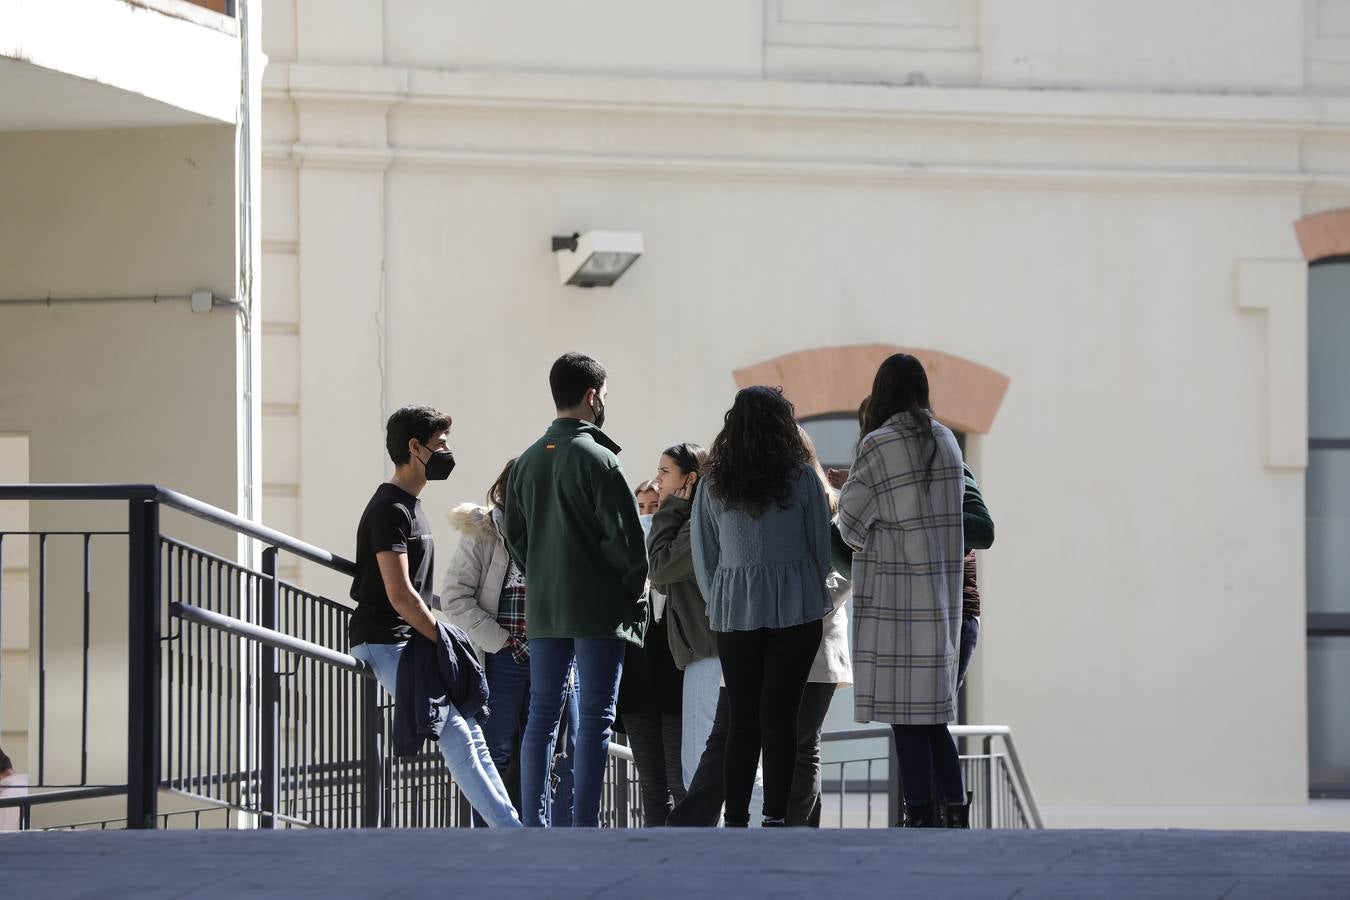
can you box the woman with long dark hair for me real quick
[691,386,832,827]
[646,443,719,791]
[838,354,968,827]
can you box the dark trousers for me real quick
[786,682,836,827]
[716,620,822,824]
[623,712,685,826]
[666,689,730,827]
[892,724,964,806]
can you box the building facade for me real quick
[0,0,262,793]
[252,0,1349,827]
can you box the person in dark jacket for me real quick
[348,405,520,827]
[394,620,490,757]
[647,443,719,790]
[617,479,686,826]
[503,352,649,827]
[957,465,994,688]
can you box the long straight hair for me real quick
[662,442,708,500]
[487,458,516,509]
[860,353,937,481]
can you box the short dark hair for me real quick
[549,352,607,410]
[0,746,11,773]
[385,406,452,465]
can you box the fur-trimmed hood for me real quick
[448,503,502,540]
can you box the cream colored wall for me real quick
[261,1,1338,815]
[0,126,237,300]
[0,125,246,786]
[0,436,30,774]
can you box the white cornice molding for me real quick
[261,142,1350,194]
[263,62,1350,134]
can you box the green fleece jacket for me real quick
[646,495,717,670]
[503,418,649,645]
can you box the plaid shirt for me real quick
[496,560,527,645]
[963,550,981,618]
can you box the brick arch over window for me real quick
[1296,209,1350,261]
[732,344,1010,434]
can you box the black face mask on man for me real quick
[417,447,457,481]
[589,394,606,430]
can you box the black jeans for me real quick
[787,682,836,827]
[892,723,964,806]
[622,712,684,826]
[716,620,822,824]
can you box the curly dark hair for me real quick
[861,353,936,480]
[705,386,809,518]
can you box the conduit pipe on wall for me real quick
[0,294,244,309]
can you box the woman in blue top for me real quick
[691,386,833,827]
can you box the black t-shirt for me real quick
[349,483,435,646]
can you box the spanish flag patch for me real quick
[545,443,557,450]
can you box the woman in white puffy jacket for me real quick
[440,459,577,826]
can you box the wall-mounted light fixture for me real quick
[552,231,643,287]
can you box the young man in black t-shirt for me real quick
[348,405,521,827]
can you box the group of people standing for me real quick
[346,349,993,829]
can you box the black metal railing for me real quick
[0,484,642,831]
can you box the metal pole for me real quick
[126,500,161,829]
[983,735,995,829]
[887,732,902,827]
[259,547,279,828]
[360,678,383,827]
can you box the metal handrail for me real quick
[0,484,355,574]
[169,602,370,676]
[170,600,635,763]
[820,724,1043,828]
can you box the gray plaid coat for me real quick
[838,411,965,725]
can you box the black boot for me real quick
[944,791,974,829]
[899,801,940,828]
[761,816,787,828]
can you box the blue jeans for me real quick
[351,641,521,828]
[480,649,579,826]
[956,615,980,690]
[520,637,625,827]
[681,656,722,789]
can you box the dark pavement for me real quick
[3,828,1349,899]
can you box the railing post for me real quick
[887,731,902,828]
[126,499,161,829]
[360,676,384,827]
[983,735,995,829]
[259,547,279,828]
[615,742,630,829]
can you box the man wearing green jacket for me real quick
[504,351,649,827]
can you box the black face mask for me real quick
[419,447,456,481]
[590,395,606,430]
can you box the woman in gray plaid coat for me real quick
[838,353,968,828]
